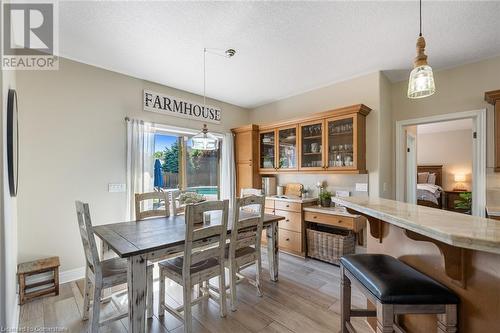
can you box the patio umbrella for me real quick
[154,159,164,188]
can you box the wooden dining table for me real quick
[93,210,285,333]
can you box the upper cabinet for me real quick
[236,104,371,175]
[299,120,325,171]
[277,125,298,171]
[259,130,277,172]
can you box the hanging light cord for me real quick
[419,0,422,36]
[203,48,207,112]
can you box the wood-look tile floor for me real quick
[18,252,373,333]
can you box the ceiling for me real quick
[417,119,473,134]
[59,1,500,108]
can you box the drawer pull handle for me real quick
[286,219,290,222]
[338,220,342,223]
[286,204,290,207]
[286,238,290,241]
[313,216,318,219]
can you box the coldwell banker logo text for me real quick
[2,1,58,70]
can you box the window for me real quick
[153,130,220,200]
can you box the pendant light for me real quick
[190,48,236,150]
[407,0,435,99]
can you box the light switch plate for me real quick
[355,183,368,192]
[108,183,126,193]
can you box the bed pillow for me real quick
[417,172,429,184]
[427,173,437,185]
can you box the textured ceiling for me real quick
[59,1,500,108]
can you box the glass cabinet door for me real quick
[277,126,298,170]
[259,130,276,170]
[326,116,355,169]
[299,121,324,170]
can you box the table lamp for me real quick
[453,174,466,191]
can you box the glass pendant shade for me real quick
[407,64,436,99]
[191,124,218,150]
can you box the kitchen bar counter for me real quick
[332,196,500,255]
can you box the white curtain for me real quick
[126,119,155,220]
[220,132,236,207]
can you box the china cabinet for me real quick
[277,125,298,171]
[232,125,261,197]
[259,130,277,172]
[299,120,325,171]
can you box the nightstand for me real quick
[444,190,471,214]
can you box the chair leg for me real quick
[82,274,92,320]
[437,304,458,333]
[229,263,237,312]
[376,302,394,333]
[159,270,165,317]
[183,282,193,333]
[91,283,102,332]
[219,262,228,317]
[340,266,352,333]
[255,256,263,297]
[147,267,153,319]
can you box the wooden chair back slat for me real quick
[229,195,265,257]
[75,201,101,275]
[183,200,229,278]
[135,191,170,221]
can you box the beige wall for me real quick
[249,72,388,199]
[16,58,250,273]
[417,129,473,191]
[1,67,18,327]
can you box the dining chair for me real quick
[75,201,154,331]
[135,191,170,220]
[240,188,262,197]
[225,195,265,311]
[158,200,229,332]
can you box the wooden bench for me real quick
[17,256,60,305]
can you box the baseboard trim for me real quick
[25,266,86,286]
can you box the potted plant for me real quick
[319,190,332,207]
[454,192,472,215]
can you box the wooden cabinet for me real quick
[234,104,371,177]
[444,190,471,214]
[299,120,325,171]
[232,125,261,197]
[485,90,500,172]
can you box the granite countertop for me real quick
[303,206,361,218]
[332,196,500,255]
[266,196,318,203]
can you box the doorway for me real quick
[395,110,487,217]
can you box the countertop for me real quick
[266,196,318,204]
[332,196,500,255]
[303,206,361,218]
[486,206,500,217]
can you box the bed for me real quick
[417,165,445,209]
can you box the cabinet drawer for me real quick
[265,208,275,215]
[279,229,301,253]
[275,209,302,233]
[265,199,275,210]
[304,211,354,230]
[275,200,301,212]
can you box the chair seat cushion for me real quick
[158,257,219,275]
[340,254,459,305]
[224,244,256,259]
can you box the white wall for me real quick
[0,67,18,329]
[417,129,473,191]
[16,58,250,274]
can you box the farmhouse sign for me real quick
[143,90,221,124]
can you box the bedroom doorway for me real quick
[395,109,487,217]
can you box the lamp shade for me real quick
[454,174,466,182]
[407,64,436,99]
[190,124,218,150]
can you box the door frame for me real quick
[406,132,417,204]
[395,109,487,217]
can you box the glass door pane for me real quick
[327,117,354,168]
[278,126,297,170]
[300,122,323,169]
[260,131,276,169]
[185,138,220,200]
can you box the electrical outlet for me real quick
[108,183,126,193]
[355,183,368,192]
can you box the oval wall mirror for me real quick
[7,89,19,197]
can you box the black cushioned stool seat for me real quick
[339,253,458,333]
[340,254,459,305]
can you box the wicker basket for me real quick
[306,228,355,265]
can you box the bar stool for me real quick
[340,254,459,333]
